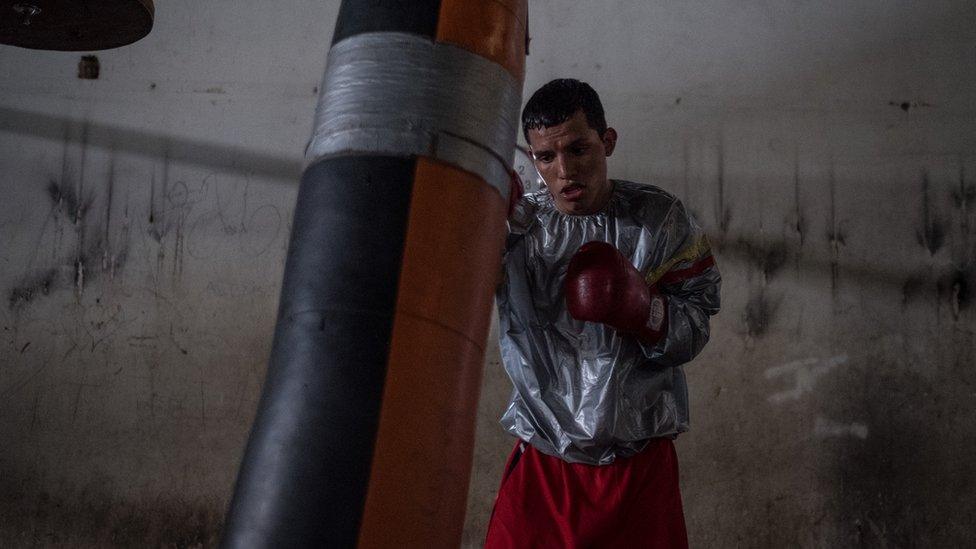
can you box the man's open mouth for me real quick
[561,183,585,200]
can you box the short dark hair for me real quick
[521,78,607,143]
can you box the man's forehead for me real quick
[527,112,596,148]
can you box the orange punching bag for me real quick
[222,1,528,548]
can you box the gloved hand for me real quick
[564,241,667,344]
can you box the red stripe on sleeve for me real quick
[656,255,716,287]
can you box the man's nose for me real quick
[556,155,575,179]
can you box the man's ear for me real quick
[602,128,618,157]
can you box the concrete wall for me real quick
[0,2,331,545]
[2,1,974,547]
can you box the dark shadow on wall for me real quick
[816,342,976,547]
[0,106,304,183]
[715,235,971,301]
[0,467,222,547]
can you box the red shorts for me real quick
[485,438,688,549]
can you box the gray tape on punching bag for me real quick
[306,32,522,200]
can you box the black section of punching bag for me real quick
[331,0,442,45]
[221,156,416,548]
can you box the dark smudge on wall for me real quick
[7,166,128,310]
[937,266,973,318]
[745,288,778,337]
[740,239,790,280]
[901,273,928,306]
[917,171,947,256]
[8,269,60,311]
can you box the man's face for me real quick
[527,109,617,215]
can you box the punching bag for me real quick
[222,1,527,547]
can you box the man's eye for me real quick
[571,147,587,156]
[536,155,554,164]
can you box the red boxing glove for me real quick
[564,241,667,344]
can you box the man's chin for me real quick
[555,198,591,215]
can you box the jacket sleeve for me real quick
[638,198,721,367]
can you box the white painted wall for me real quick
[1,1,975,546]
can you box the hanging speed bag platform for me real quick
[0,0,153,50]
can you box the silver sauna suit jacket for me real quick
[497,180,721,465]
